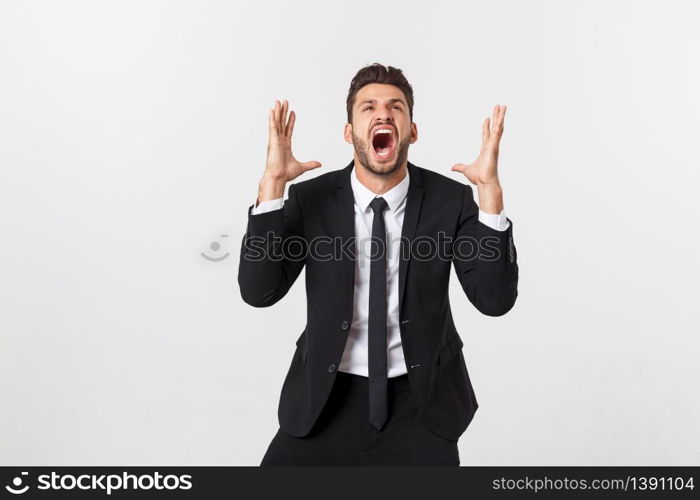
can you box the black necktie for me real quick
[368,196,389,431]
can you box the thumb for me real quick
[300,161,322,170]
[451,163,468,173]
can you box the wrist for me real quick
[476,182,504,214]
[258,175,286,203]
[476,176,501,188]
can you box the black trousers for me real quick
[260,371,460,466]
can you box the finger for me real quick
[451,163,468,173]
[286,110,296,138]
[492,105,500,132]
[499,104,507,131]
[494,104,506,139]
[482,118,490,144]
[268,108,278,140]
[281,100,289,135]
[274,100,281,136]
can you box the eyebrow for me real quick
[358,98,406,107]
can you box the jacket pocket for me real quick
[437,333,464,366]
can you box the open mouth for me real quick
[371,127,396,161]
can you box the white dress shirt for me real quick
[250,167,510,377]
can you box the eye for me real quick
[393,105,402,110]
[363,106,373,111]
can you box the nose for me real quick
[373,103,395,123]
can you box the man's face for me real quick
[344,83,417,176]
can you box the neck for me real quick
[354,157,408,195]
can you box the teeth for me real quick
[373,128,393,136]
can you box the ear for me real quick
[410,122,418,144]
[344,123,353,144]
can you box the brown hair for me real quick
[346,63,414,124]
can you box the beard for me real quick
[351,130,410,177]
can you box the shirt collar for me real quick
[350,164,410,214]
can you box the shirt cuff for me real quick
[250,197,284,215]
[478,208,510,231]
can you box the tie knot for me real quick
[369,197,388,214]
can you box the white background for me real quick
[1,0,698,465]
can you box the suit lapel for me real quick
[335,161,356,287]
[399,161,424,310]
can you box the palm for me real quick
[451,104,506,185]
[266,99,321,182]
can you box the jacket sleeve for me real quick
[452,184,519,316]
[238,183,306,307]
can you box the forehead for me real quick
[355,83,406,105]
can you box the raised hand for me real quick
[264,99,322,183]
[451,104,506,186]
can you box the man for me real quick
[238,63,518,465]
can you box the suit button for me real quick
[327,363,336,373]
[340,320,349,330]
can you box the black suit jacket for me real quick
[238,160,518,440]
